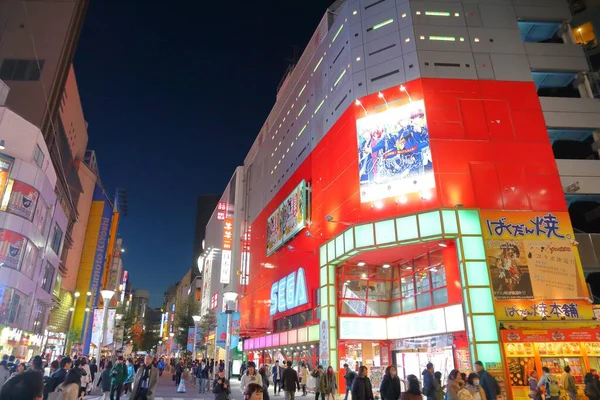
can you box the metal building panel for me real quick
[414,25,471,52]
[462,3,482,27]
[364,31,404,68]
[478,4,517,28]
[527,55,590,72]
[350,17,365,49]
[417,50,477,79]
[403,51,422,81]
[410,1,466,27]
[489,54,532,81]
[513,5,571,21]
[467,27,526,54]
[400,26,417,54]
[473,53,495,79]
[351,45,367,72]
[364,55,407,94]
[362,8,400,44]
[397,2,414,30]
[360,0,397,19]
[352,69,369,98]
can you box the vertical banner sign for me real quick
[220,218,233,284]
[355,100,433,203]
[187,328,195,352]
[0,153,14,201]
[216,202,227,221]
[319,320,329,367]
[90,308,116,347]
[216,312,228,348]
[229,311,241,350]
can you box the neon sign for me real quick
[270,267,308,315]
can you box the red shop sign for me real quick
[502,329,600,343]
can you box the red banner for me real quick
[502,328,600,343]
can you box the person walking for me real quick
[561,366,577,400]
[123,358,135,396]
[282,361,300,400]
[272,360,284,396]
[213,368,231,400]
[351,366,374,400]
[380,365,401,400]
[260,366,271,400]
[97,361,113,400]
[0,356,10,391]
[422,363,436,400]
[585,372,600,400]
[401,375,422,400]
[90,358,98,384]
[446,370,462,400]
[241,361,263,395]
[321,367,338,400]
[0,369,45,400]
[131,355,159,400]
[43,357,72,400]
[175,359,185,386]
[53,368,82,400]
[197,360,210,394]
[466,373,487,400]
[300,363,309,396]
[527,370,540,400]
[475,361,500,400]
[157,358,165,377]
[79,357,91,396]
[433,372,444,400]
[311,365,325,400]
[343,364,357,400]
[110,356,127,400]
[537,367,560,400]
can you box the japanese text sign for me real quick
[495,299,594,321]
[222,218,233,250]
[217,202,227,221]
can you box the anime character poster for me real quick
[266,208,282,256]
[356,100,433,203]
[485,240,534,300]
[281,181,306,242]
[0,229,26,269]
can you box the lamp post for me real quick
[96,290,115,364]
[64,291,81,353]
[223,291,238,379]
[169,332,175,358]
[192,315,201,361]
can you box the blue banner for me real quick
[187,328,195,352]
[230,312,241,350]
[216,312,227,348]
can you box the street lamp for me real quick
[223,291,239,379]
[192,315,201,361]
[96,290,115,365]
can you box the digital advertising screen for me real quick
[356,100,434,203]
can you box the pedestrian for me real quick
[131,355,159,400]
[157,358,165,377]
[466,372,486,400]
[401,375,422,400]
[30,356,44,376]
[97,361,113,400]
[213,368,231,400]
[43,357,72,400]
[90,358,98,384]
[240,362,248,377]
[282,360,300,400]
[562,366,577,400]
[433,372,444,400]
[175,359,185,386]
[0,369,44,400]
[123,358,135,395]
[422,363,435,400]
[300,363,309,396]
[585,372,600,400]
[272,360,283,395]
[110,356,127,400]
[79,357,91,395]
[0,356,10,391]
[475,361,500,400]
[245,382,265,400]
[11,362,27,377]
[380,365,401,400]
[537,367,559,400]
[527,370,540,400]
[197,359,210,394]
[260,366,271,400]
[241,361,263,394]
[311,365,325,400]
[351,366,373,400]
[446,370,462,400]
[343,363,357,400]
[53,368,82,400]
[320,366,337,400]
[7,355,17,374]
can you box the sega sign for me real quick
[270,268,308,316]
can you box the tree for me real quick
[174,297,200,355]
[197,310,217,357]
[130,321,144,351]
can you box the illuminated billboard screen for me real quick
[266,180,307,256]
[356,100,433,203]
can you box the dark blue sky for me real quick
[73,1,331,306]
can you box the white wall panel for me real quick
[365,55,407,93]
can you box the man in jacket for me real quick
[213,368,231,400]
[311,366,325,400]
[475,361,500,400]
[343,364,357,400]
[131,355,159,400]
[110,356,127,400]
[281,361,300,400]
[422,362,436,400]
[196,360,210,394]
[272,360,283,395]
[43,357,72,400]
[351,366,374,400]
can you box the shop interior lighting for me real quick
[382,264,391,269]
[332,24,344,43]
[425,11,450,16]
[357,261,366,267]
[354,99,368,115]
[377,92,389,109]
[399,85,413,102]
[314,99,325,115]
[361,273,367,279]
[370,19,394,31]
[334,69,346,87]
[430,35,456,41]
[313,56,324,73]
[373,200,384,209]
[85,307,90,312]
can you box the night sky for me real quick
[73,1,331,306]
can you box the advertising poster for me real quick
[7,181,39,221]
[0,229,25,269]
[356,100,433,203]
[266,208,282,255]
[0,154,14,201]
[230,311,241,350]
[216,312,228,348]
[481,211,583,301]
[90,308,116,347]
[319,320,329,367]
[187,328,196,352]
[281,181,306,242]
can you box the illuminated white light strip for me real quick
[298,84,307,98]
[314,99,325,115]
[332,24,344,43]
[429,35,456,41]
[298,124,307,137]
[334,69,346,87]
[372,19,393,30]
[298,104,306,117]
[313,57,324,73]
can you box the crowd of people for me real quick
[0,353,162,400]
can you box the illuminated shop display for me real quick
[356,100,433,203]
[266,180,307,255]
[0,153,14,200]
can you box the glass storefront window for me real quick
[0,287,24,325]
[339,248,449,316]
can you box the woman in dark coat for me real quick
[352,366,374,400]
[380,366,401,400]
